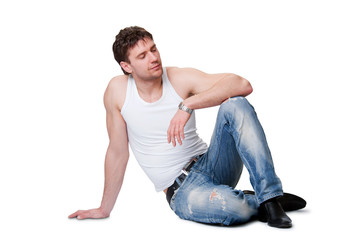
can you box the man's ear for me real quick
[120,61,132,74]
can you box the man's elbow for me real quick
[244,82,253,96]
[239,77,253,97]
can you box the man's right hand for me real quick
[68,207,110,220]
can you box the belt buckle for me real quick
[181,168,189,176]
[182,157,197,176]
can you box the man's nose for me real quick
[149,52,158,62]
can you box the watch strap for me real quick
[178,102,193,114]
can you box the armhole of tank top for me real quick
[120,75,131,116]
[163,67,184,102]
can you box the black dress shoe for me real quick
[259,199,292,228]
[243,190,307,212]
[278,193,306,212]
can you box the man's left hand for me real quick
[167,109,191,147]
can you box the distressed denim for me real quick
[169,97,283,225]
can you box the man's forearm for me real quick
[183,74,253,110]
[100,146,129,214]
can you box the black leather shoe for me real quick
[259,199,292,228]
[243,190,306,212]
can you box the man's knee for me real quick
[219,96,254,115]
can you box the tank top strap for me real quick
[120,74,135,115]
[163,67,183,102]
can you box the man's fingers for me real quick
[69,210,84,219]
[176,135,182,145]
[77,213,92,220]
[172,133,176,147]
[167,125,175,146]
[172,125,183,147]
[168,119,186,147]
[180,125,185,140]
[69,209,104,220]
[77,211,89,219]
[68,211,79,218]
[167,129,171,143]
[167,125,174,144]
[69,210,86,219]
[176,126,183,145]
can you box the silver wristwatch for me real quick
[178,102,193,114]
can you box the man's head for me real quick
[113,26,162,79]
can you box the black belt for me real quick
[166,157,198,204]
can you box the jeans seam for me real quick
[211,120,228,184]
[227,107,261,202]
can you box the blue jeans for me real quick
[169,97,283,225]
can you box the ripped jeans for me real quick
[169,97,283,225]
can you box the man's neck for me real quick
[134,77,163,103]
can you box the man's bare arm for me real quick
[69,77,129,219]
[169,67,253,109]
[167,67,253,146]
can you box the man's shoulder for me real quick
[104,75,128,110]
[166,67,203,98]
[105,75,128,95]
[166,66,200,80]
[108,74,128,87]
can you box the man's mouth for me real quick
[150,64,161,70]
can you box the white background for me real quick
[1,0,360,239]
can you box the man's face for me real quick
[121,38,163,80]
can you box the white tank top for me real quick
[121,68,208,191]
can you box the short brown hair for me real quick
[112,26,153,74]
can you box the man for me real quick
[69,26,305,228]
